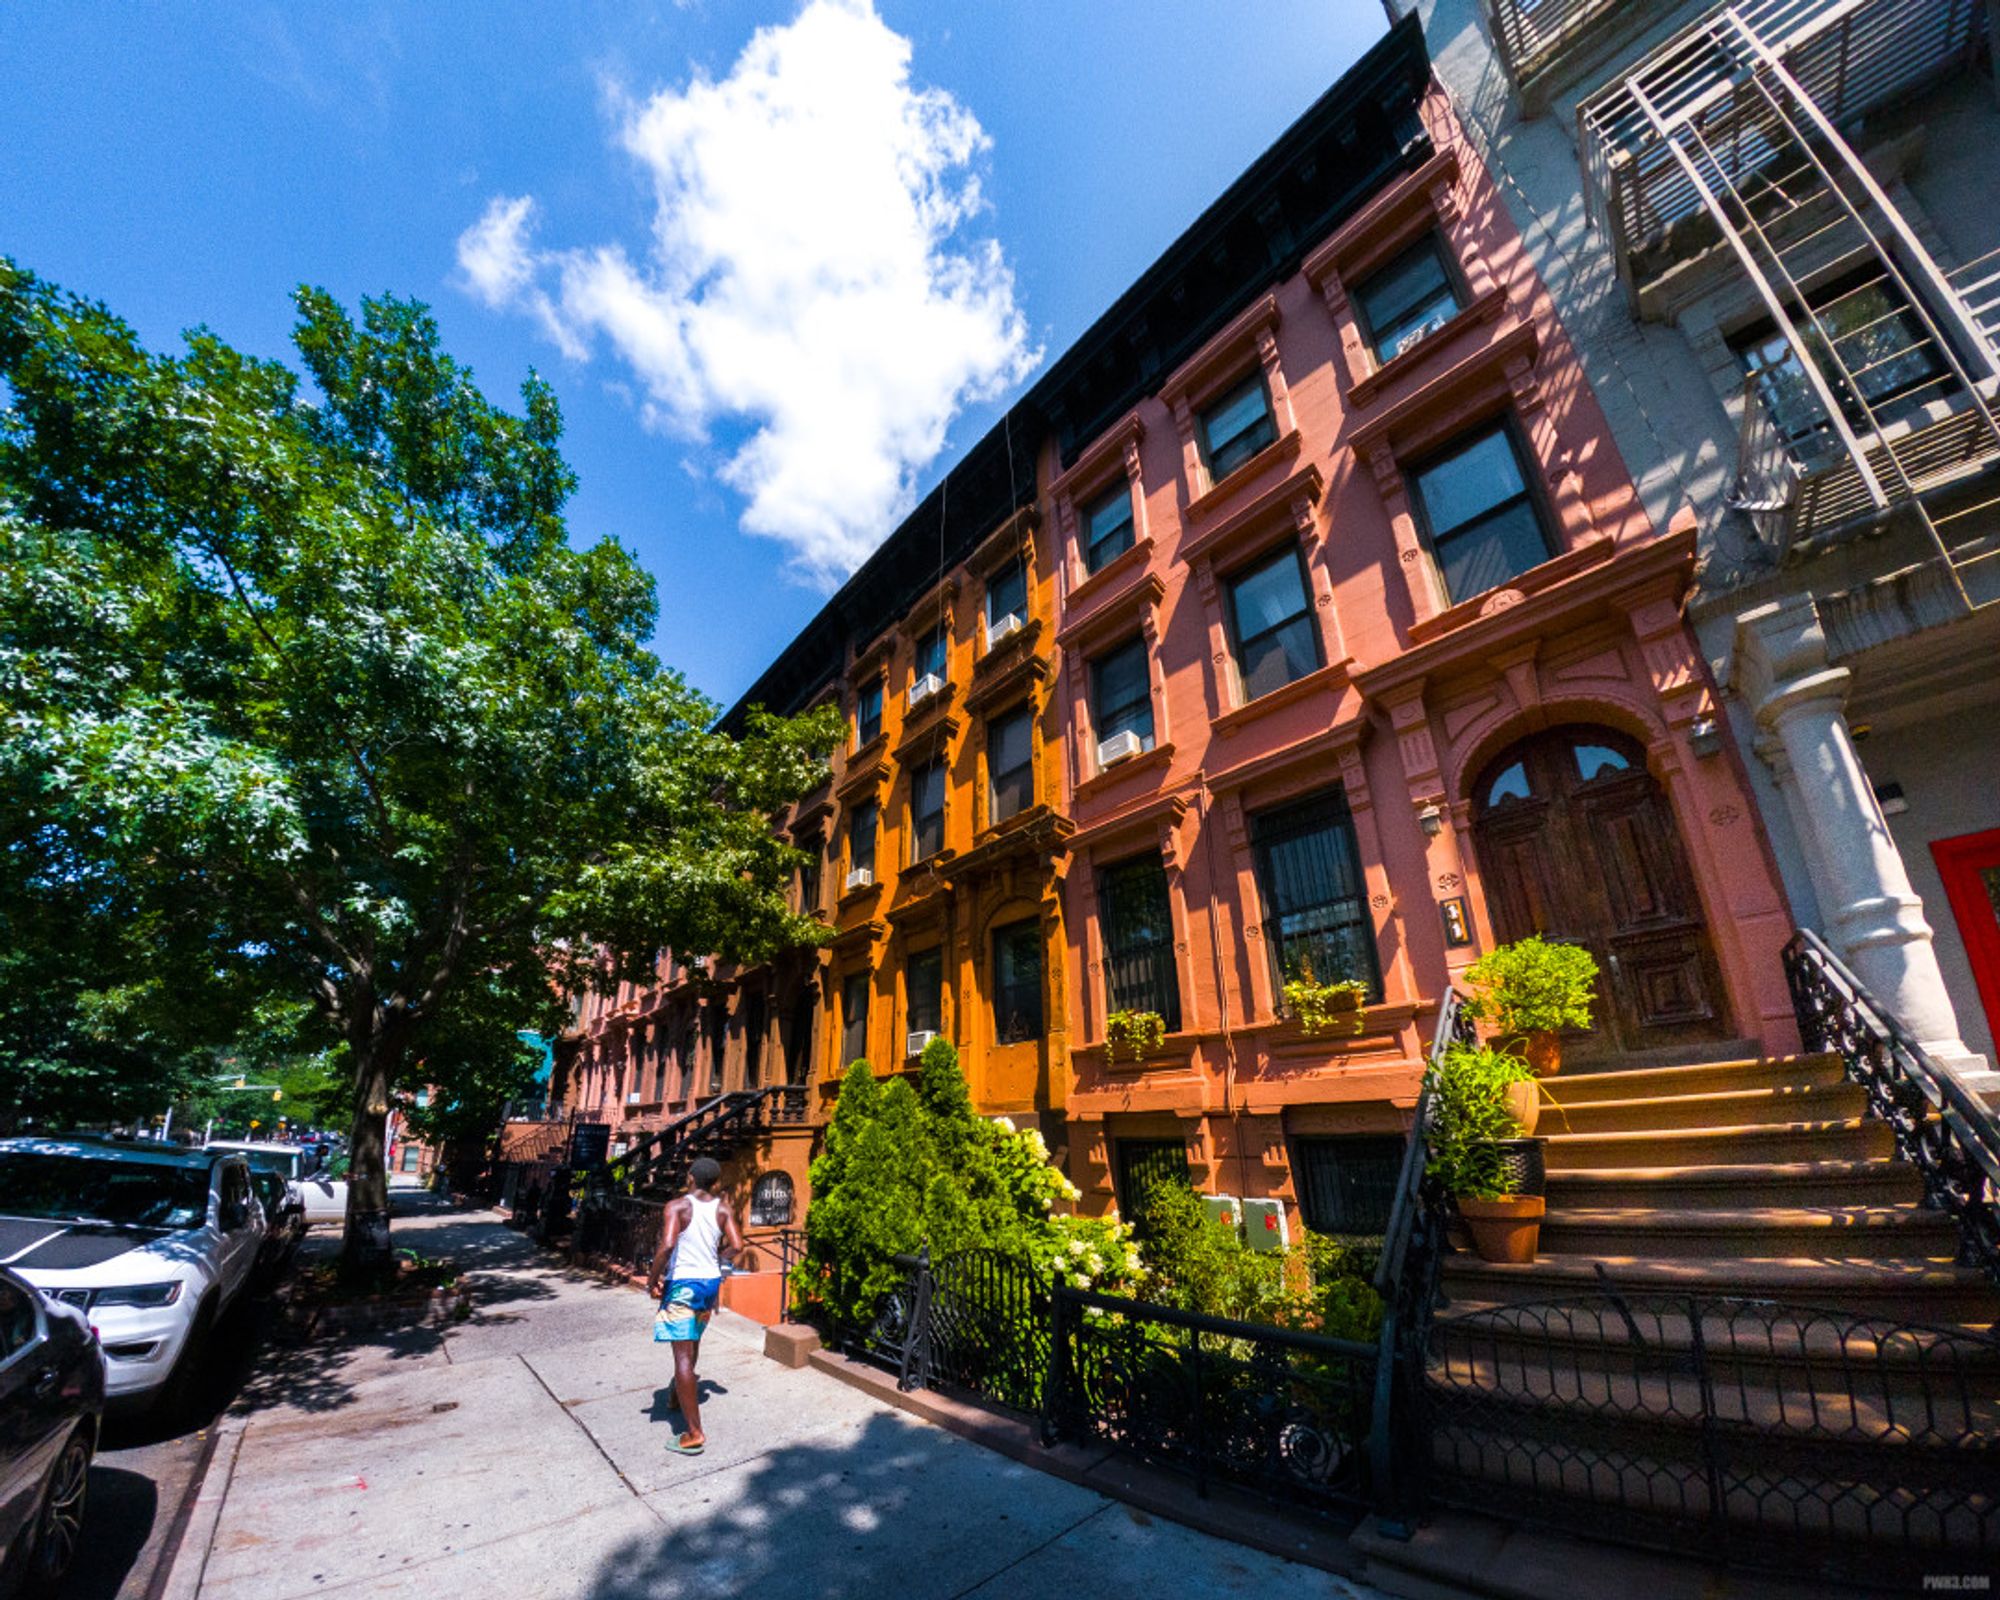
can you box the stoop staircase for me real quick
[608,1084,810,1198]
[1415,1035,2000,1582]
[1442,1051,1995,1326]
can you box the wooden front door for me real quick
[1932,827,2000,1053]
[1471,726,1729,1063]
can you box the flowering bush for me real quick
[1032,1212,1145,1295]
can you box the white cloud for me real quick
[455,0,1039,585]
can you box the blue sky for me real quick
[2,1,1387,705]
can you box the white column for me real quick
[1737,597,1994,1087]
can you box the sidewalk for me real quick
[174,1198,1388,1600]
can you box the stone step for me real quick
[1545,1053,1848,1105]
[1441,1250,1996,1322]
[1544,1159,1923,1209]
[1545,1081,1869,1135]
[1537,1204,1959,1262]
[1542,1117,1894,1171]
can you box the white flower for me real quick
[1068,1239,1087,1257]
[1085,1252,1104,1274]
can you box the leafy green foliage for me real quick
[1135,1182,1290,1323]
[1425,1042,1538,1201]
[1463,935,1597,1037]
[1282,976,1369,1037]
[1104,1009,1166,1062]
[794,1040,1128,1327]
[0,261,841,1256]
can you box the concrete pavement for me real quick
[172,1198,1390,1600]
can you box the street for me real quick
[140,1196,1387,1600]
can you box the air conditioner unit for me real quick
[625,1092,642,1107]
[1242,1198,1289,1252]
[985,613,1023,649]
[906,1029,938,1058]
[845,866,874,891]
[1096,730,1144,768]
[908,672,944,707]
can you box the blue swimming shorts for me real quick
[659,1277,722,1342]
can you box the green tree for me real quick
[0,262,841,1267]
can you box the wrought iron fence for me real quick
[575,1195,666,1276]
[1045,1284,1380,1514]
[1422,1289,2000,1580]
[1784,927,2000,1283]
[922,1249,1052,1413]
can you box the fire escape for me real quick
[1574,0,2000,604]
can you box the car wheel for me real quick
[156,1300,214,1428]
[23,1429,89,1595]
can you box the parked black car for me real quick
[0,1265,103,1594]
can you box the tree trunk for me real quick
[341,1017,404,1275]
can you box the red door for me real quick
[1931,827,2000,1050]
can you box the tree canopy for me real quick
[0,261,842,1261]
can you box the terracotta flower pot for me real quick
[1457,1194,1545,1264]
[1523,1029,1562,1077]
[1503,1079,1541,1137]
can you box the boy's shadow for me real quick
[645,1381,728,1428]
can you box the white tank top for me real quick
[668,1195,723,1281]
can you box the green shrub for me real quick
[1425,1042,1537,1201]
[1135,1181,1289,1323]
[1463,935,1596,1037]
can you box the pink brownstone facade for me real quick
[1048,91,1797,1229]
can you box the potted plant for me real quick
[1105,1008,1167,1063]
[1426,1042,1545,1264]
[1281,953,1370,1038]
[1463,935,1598,1076]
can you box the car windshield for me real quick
[0,1152,210,1229]
[225,1148,299,1178]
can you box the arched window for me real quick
[749,1171,794,1227]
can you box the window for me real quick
[987,705,1034,824]
[1251,790,1381,1002]
[992,920,1044,1044]
[907,948,944,1039]
[1099,854,1182,1031]
[848,800,877,880]
[1354,236,1464,363]
[0,1277,36,1363]
[1083,482,1136,574]
[797,836,822,915]
[706,1003,726,1094]
[841,972,870,1066]
[915,625,949,685]
[400,1145,422,1173]
[1409,424,1554,605]
[855,680,883,748]
[652,1028,669,1101]
[1730,272,1945,454]
[1091,637,1154,755]
[744,992,766,1086]
[986,557,1027,634]
[1226,546,1321,700]
[749,1171,794,1227]
[1198,371,1279,483]
[910,758,946,862]
[1116,1139,1191,1227]
[1293,1136,1404,1234]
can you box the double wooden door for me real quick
[1471,726,1729,1064]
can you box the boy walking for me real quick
[645,1156,744,1456]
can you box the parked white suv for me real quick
[206,1139,351,1227]
[0,1138,265,1412]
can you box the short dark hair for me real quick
[689,1157,722,1190]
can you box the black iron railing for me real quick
[1423,1289,2000,1580]
[575,1194,667,1275]
[1045,1283,1380,1512]
[1784,927,2000,1283]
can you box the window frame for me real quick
[1351,233,1468,366]
[854,679,884,749]
[1249,788,1383,1005]
[1223,542,1322,702]
[909,756,946,863]
[1081,481,1137,574]
[1291,1134,1406,1235]
[985,555,1028,634]
[848,799,878,880]
[906,947,945,1040]
[914,624,950,687]
[840,972,870,1066]
[986,703,1035,826]
[991,918,1045,1046]
[1405,418,1557,607]
[1196,369,1280,485]
[1090,635,1155,757]
[1097,852,1183,1033]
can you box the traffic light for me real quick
[272,1089,283,1102]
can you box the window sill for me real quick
[1185,429,1301,523]
[894,701,961,761]
[974,614,1045,678]
[1211,660,1351,739]
[1349,287,1511,410]
[1405,531,1614,646]
[836,742,890,803]
[1078,1028,1201,1074]
[837,878,885,912]
[1072,741,1175,805]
